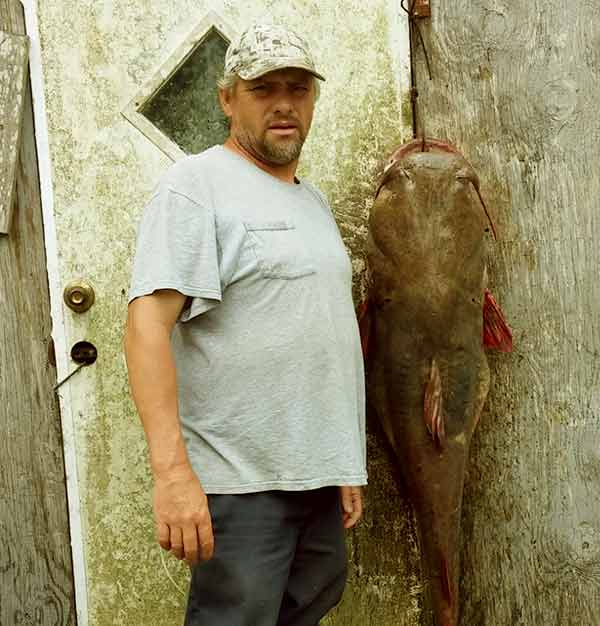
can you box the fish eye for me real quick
[455,168,477,185]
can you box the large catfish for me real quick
[359,139,512,626]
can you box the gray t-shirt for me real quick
[129,145,367,494]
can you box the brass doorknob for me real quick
[63,280,95,313]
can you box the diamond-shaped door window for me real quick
[123,12,236,161]
[141,28,229,154]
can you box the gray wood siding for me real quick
[0,1,76,624]
[0,28,28,233]
[407,2,600,624]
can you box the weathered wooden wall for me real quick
[411,1,600,624]
[0,1,76,623]
[0,23,28,233]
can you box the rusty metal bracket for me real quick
[402,0,433,137]
[412,0,431,18]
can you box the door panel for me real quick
[35,2,413,624]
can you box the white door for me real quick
[29,1,413,624]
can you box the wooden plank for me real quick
[0,0,22,33]
[410,1,600,624]
[0,0,76,623]
[0,30,29,234]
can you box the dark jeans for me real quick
[184,487,347,626]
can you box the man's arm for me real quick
[124,289,214,566]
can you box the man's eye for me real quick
[293,86,309,92]
[251,85,267,92]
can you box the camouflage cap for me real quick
[224,23,325,82]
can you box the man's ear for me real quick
[218,88,233,118]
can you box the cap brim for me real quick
[238,60,325,82]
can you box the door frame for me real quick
[21,1,89,623]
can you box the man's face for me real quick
[219,67,316,166]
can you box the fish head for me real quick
[369,140,490,314]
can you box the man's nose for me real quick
[272,94,294,115]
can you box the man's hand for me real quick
[340,485,363,529]
[153,464,214,567]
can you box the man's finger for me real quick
[170,526,184,560]
[344,507,361,529]
[341,486,363,529]
[344,509,360,529]
[156,521,171,550]
[352,487,363,519]
[340,486,353,515]
[197,516,215,561]
[182,523,199,566]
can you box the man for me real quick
[125,23,366,626]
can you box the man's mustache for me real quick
[265,116,302,128]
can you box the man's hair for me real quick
[217,72,321,101]
[217,72,238,93]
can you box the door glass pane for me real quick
[140,28,229,154]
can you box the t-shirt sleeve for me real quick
[128,184,221,321]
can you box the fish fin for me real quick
[424,359,445,448]
[441,555,453,607]
[483,290,513,352]
[357,298,372,361]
